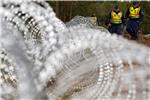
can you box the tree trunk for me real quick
[69,2,73,20]
[55,1,59,17]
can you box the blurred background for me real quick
[47,1,150,47]
[47,1,150,32]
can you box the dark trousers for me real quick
[108,24,122,35]
[126,20,139,40]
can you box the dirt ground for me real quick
[123,32,150,47]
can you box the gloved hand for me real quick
[137,21,141,25]
[108,23,111,27]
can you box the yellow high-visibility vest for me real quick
[111,10,122,24]
[129,6,140,19]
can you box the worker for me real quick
[105,4,125,35]
[125,1,144,40]
[90,13,98,25]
